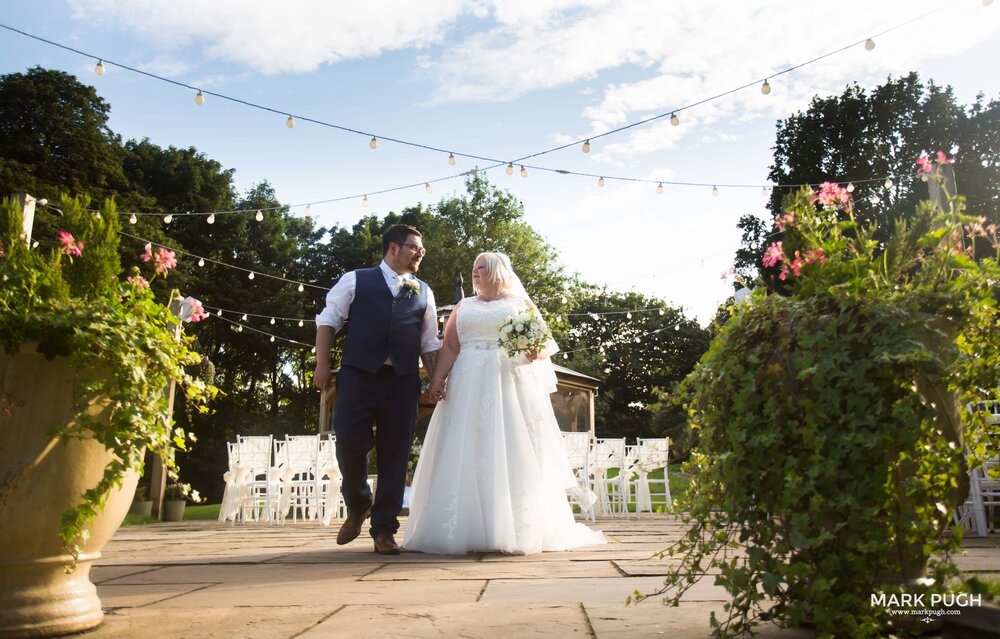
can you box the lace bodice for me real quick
[456,296,526,347]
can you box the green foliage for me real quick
[0,196,217,564]
[655,175,1000,636]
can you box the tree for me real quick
[740,73,1000,281]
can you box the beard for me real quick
[409,257,422,273]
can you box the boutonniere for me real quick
[401,278,420,298]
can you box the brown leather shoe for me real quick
[336,506,371,545]
[373,533,401,555]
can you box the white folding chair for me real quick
[235,435,276,524]
[317,435,344,525]
[955,401,1000,536]
[218,441,243,523]
[591,438,628,517]
[273,435,321,524]
[634,437,672,517]
[561,431,597,521]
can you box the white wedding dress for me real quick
[402,296,605,555]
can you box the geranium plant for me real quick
[642,158,1000,636]
[0,195,216,562]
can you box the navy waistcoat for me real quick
[341,266,428,376]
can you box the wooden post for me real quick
[926,163,958,213]
[13,193,37,245]
[149,295,185,519]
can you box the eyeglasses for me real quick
[400,243,426,255]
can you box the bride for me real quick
[402,252,605,555]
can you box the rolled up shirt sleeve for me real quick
[315,271,356,333]
[421,286,443,354]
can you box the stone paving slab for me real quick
[82,605,337,638]
[96,563,375,585]
[479,575,728,604]
[299,603,592,638]
[361,559,620,581]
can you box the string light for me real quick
[163,214,173,224]
[216,309,222,317]
[369,136,378,149]
[425,183,432,193]
[761,79,771,95]
[670,113,679,126]
[582,140,591,153]
[248,272,255,280]
[195,90,205,106]
[761,186,769,197]
[198,258,205,267]
[847,183,855,193]
[520,166,528,178]
[94,59,105,75]
[884,178,893,189]
[270,317,276,325]
[270,336,275,342]
[297,283,304,292]
[506,163,514,175]
[656,182,663,194]
[206,213,215,224]
[241,314,248,321]
[712,186,720,197]
[304,204,312,216]
[865,38,876,50]
[129,213,137,224]
[872,195,881,204]
[448,153,456,166]
[298,320,304,327]
[362,195,369,208]
[255,210,264,221]
[286,115,295,128]
[597,177,605,187]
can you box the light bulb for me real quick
[195,90,205,105]
[362,195,369,208]
[270,317,276,325]
[865,38,875,51]
[298,320,304,327]
[656,182,663,194]
[198,258,205,267]
[598,177,605,187]
[921,173,929,182]
[311,347,316,354]
[129,213,137,224]
[506,163,514,175]
[561,296,568,304]
[520,165,527,178]
[448,153,456,166]
[884,178,893,189]
[670,113,679,126]
[304,204,312,216]
[712,186,720,197]
[95,59,106,76]
[248,272,255,280]
[163,214,173,224]
[425,183,432,193]
[872,195,881,204]
[761,79,771,95]
[563,353,568,360]
[270,336,275,342]
[582,139,591,153]
[238,325,243,332]
[241,314,248,321]
[369,136,378,149]
[216,309,222,316]
[846,182,855,193]
[286,115,295,128]
[659,309,665,315]
[255,209,264,221]
[761,186,769,197]
[206,214,215,224]
[297,283,304,292]
[626,312,632,319]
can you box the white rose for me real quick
[516,336,529,349]
[514,323,524,333]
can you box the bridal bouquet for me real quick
[497,308,551,359]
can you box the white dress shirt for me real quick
[315,261,442,363]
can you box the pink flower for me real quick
[140,243,153,262]
[815,182,850,209]
[762,242,784,268]
[935,150,952,165]
[152,247,177,274]
[126,275,150,287]
[187,299,208,323]
[776,211,795,231]
[779,265,790,281]
[790,251,804,277]
[916,154,933,174]
[805,248,827,265]
[58,231,83,257]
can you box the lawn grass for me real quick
[121,502,220,525]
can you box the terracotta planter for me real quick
[0,346,138,638]
[163,500,186,522]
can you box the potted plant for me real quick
[0,195,216,638]
[643,158,1000,636]
[129,483,153,518]
[163,479,203,522]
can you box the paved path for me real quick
[87,515,998,638]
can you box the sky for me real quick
[2,0,999,325]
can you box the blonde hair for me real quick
[473,252,515,295]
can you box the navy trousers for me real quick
[331,364,420,539]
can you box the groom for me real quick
[314,224,440,554]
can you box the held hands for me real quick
[426,378,447,403]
